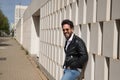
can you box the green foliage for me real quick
[0,9,10,35]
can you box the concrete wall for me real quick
[20,16,40,57]
[15,19,22,43]
[15,5,27,26]
[23,0,48,22]
[31,16,40,57]
[15,0,120,80]
[22,18,32,53]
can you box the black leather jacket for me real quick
[63,34,88,69]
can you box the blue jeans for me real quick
[61,69,81,80]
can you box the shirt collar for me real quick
[67,33,74,42]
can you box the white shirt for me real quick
[65,33,74,50]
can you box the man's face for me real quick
[62,24,73,39]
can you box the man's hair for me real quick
[61,19,74,29]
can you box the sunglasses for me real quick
[62,29,70,31]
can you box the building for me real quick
[15,5,28,26]
[15,0,120,80]
[14,5,27,44]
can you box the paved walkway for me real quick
[0,37,47,80]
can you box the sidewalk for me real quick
[0,37,47,80]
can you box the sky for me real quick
[0,0,31,24]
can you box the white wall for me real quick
[30,16,39,57]
[15,18,23,44]
[21,17,39,57]
[22,18,32,53]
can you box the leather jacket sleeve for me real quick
[75,39,88,68]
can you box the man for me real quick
[61,19,88,80]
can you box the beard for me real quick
[64,32,72,40]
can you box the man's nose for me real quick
[64,30,67,33]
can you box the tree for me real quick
[0,9,10,36]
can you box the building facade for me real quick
[15,5,28,44]
[15,5,28,26]
[15,0,120,80]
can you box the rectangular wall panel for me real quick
[84,54,95,80]
[69,0,73,3]
[81,24,90,52]
[74,25,81,37]
[55,65,59,80]
[103,20,118,59]
[95,55,104,80]
[90,23,102,55]
[53,62,56,78]
[78,0,87,24]
[95,56,109,80]
[116,20,120,59]
[59,67,63,80]
[48,1,51,14]
[64,0,67,6]
[61,8,64,20]
[109,58,120,80]
[66,5,72,20]
[97,0,111,21]
[86,0,96,23]
[60,0,64,8]
[119,23,120,59]
[57,0,60,10]
[112,0,120,20]
[72,2,78,25]
[55,0,57,12]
